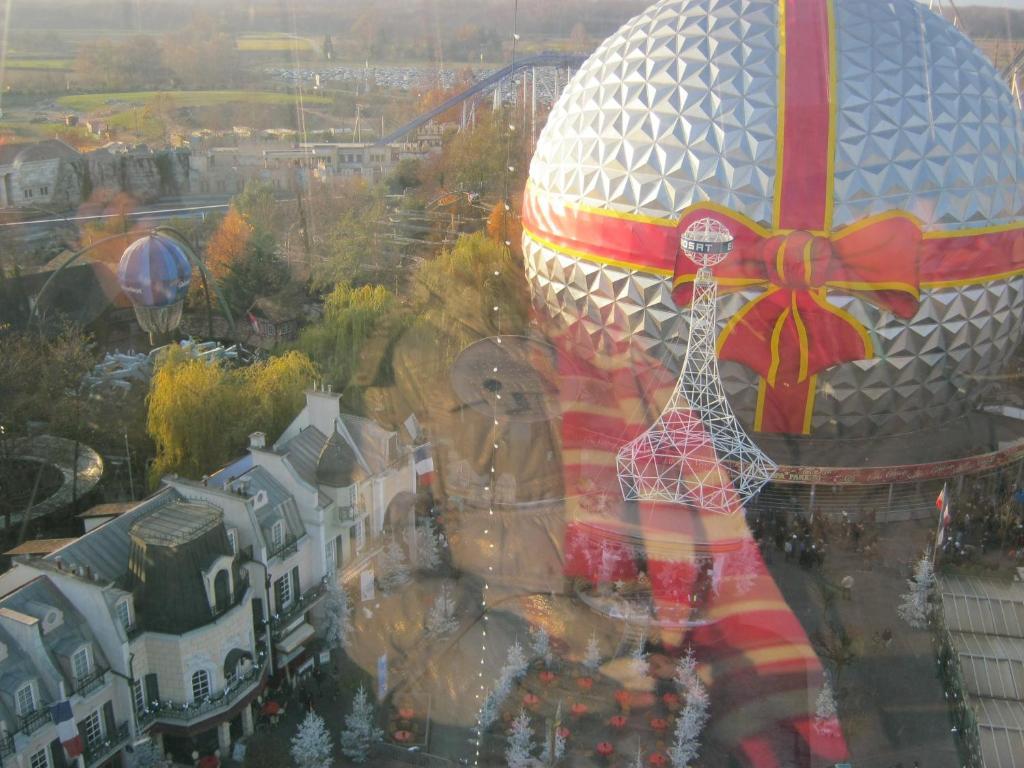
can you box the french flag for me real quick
[414,445,434,488]
[49,700,83,759]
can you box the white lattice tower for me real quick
[616,218,776,514]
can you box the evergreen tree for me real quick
[531,626,553,667]
[674,646,698,691]
[426,582,458,637]
[897,554,936,629]
[631,631,649,679]
[538,704,566,765]
[669,647,710,768]
[291,710,334,768]
[506,709,535,768]
[582,633,601,673]
[669,681,709,768]
[340,685,383,763]
[406,518,442,571]
[378,540,411,592]
[322,580,352,653]
[813,677,840,737]
[506,639,529,680]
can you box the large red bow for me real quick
[673,209,923,433]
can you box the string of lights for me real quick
[471,1,519,764]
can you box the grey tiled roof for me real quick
[279,426,328,488]
[45,488,181,582]
[339,414,393,475]
[0,577,110,706]
[235,466,306,543]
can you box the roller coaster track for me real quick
[376,52,586,145]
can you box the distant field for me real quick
[4,58,73,71]
[57,90,331,111]
[237,34,316,53]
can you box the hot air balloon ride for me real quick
[116,233,193,338]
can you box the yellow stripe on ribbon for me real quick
[791,293,810,383]
[767,306,791,386]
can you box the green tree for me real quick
[309,182,386,291]
[296,283,399,392]
[146,347,317,486]
[233,180,280,237]
[219,230,290,315]
[415,231,529,337]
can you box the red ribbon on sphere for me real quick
[672,210,923,433]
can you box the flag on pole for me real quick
[934,482,952,554]
[50,700,84,759]
[414,445,434,487]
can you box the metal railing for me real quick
[84,721,130,768]
[267,535,299,562]
[0,733,14,759]
[73,668,108,699]
[16,706,51,735]
[138,656,267,726]
[270,580,327,640]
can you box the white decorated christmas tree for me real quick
[674,646,698,691]
[322,580,352,653]
[506,638,529,680]
[582,633,601,673]
[813,677,840,737]
[406,518,442,571]
[538,704,566,765]
[506,709,535,768]
[291,710,334,768]
[669,646,710,768]
[897,554,936,629]
[531,626,554,667]
[631,631,649,678]
[426,582,458,637]
[379,540,412,592]
[340,684,383,763]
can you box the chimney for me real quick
[249,432,266,450]
[54,557,63,571]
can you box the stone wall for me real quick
[46,149,192,211]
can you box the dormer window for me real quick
[270,520,285,550]
[72,646,92,682]
[115,599,133,633]
[253,489,268,510]
[15,682,36,716]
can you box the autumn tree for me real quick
[486,196,522,259]
[205,208,253,282]
[146,347,317,486]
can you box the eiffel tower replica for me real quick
[617,218,776,514]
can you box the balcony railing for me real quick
[0,732,14,759]
[267,535,299,562]
[84,721,130,768]
[138,656,267,727]
[270,580,327,640]
[73,668,107,699]
[16,706,51,736]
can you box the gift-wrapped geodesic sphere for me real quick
[523,0,1024,440]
